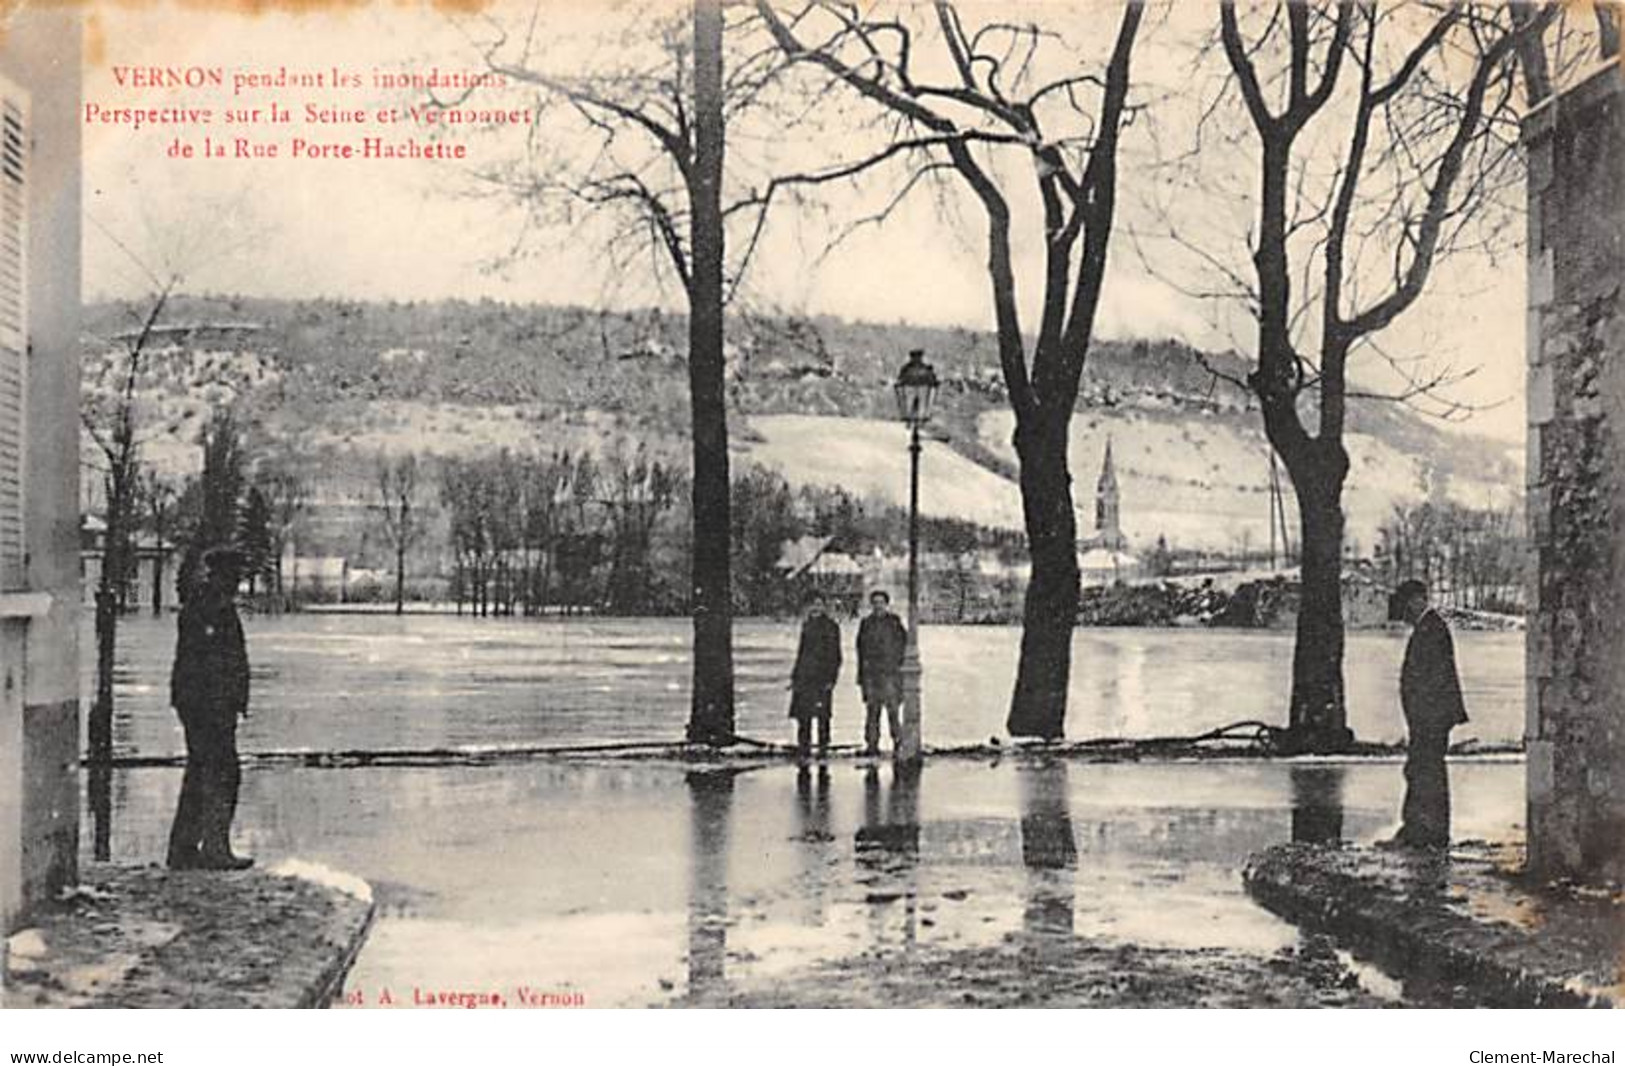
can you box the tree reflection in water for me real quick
[88,761,112,862]
[1289,764,1347,845]
[794,765,833,923]
[684,767,736,997]
[1018,756,1078,935]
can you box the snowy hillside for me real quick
[740,414,1028,530]
[83,295,1525,559]
[976,409,1521,553]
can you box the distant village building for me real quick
[282,548,351,604]
[79,515,177,614]
[1090,437,1127,551]
[1078,437,1140,586]
[775,535,864,609]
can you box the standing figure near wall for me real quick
[167,546,254,870]
[1387,579,1469,851]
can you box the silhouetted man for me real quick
[1389,579,1467,850]
[789,592,842,760]
[856,589,907,757]
[167,546,254,870]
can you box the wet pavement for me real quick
[87,753,1526,1007]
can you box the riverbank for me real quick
[3,862,374,1008]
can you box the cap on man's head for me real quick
[1395,578,1428,602]
[869,589,891,604]
[202,545,246,571]
[1388,578,1429,621]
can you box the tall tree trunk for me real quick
[540,546,554,617]
[395,540,406,616]
[90,476,130,768]
[1007,419,1079,739]
[90,589,116,767]
[686,0,736,745]
[1284,463,1352,753]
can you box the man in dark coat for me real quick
[856,589,907,757]
[167,546,254,870]
[1389,579,1468,850]
[789,592,842,760]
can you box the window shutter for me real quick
[0,76,26,590]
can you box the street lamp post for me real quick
[893,349,940,764]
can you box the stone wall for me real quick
[0,11,82,932]
[1523,62,1625,884]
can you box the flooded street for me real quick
[88,754,1524,1006]
[82,614,1528,1006]
[90,614,1525,758]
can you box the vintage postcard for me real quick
[1,0,1622,1022]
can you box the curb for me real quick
[1244,843,1616,1009]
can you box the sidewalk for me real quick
[1244,841,1623,1008]
[4,862,374,1008]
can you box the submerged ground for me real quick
[92,754,1524,1007]
[84,615,1528,1007]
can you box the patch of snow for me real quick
[269,858,374,903]
[56,883,116,904]
[742,414,1039,532]
[7,928,47,958]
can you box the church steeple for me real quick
[1095,436,1124,550]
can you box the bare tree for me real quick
[459,2,754,739]
[605,447,680,614]
[375,453,426,616]
[458,0,932,741]
[257,464,309,610]
[137,468,179,614]
[81,279,177,769]
[756,0,1144,738]
[81,191,266,772]
[1166,1,1560,751]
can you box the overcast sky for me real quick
[80,1,1529,443]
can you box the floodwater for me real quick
[83,614,1527,1005]
[90,756,1524,1006]
[90,614,1524,758]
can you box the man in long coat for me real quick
[167,546,254,870]
[1391,579,1468,850]
[789,592,842,759]
[856,589,907,757]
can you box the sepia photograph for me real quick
[0,0,1622,1025]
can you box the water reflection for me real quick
[685,768,736,997]
[80,757,1525,1005]
[1289,764,1347,844]
[87,761,112,862]
[1019,757,1078,934]
[855,763,922,948]
[793,765,833,923]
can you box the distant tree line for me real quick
[1375,501,1523,615]
[428,449,1010,619]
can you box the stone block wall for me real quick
[1524,62,1625,884]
